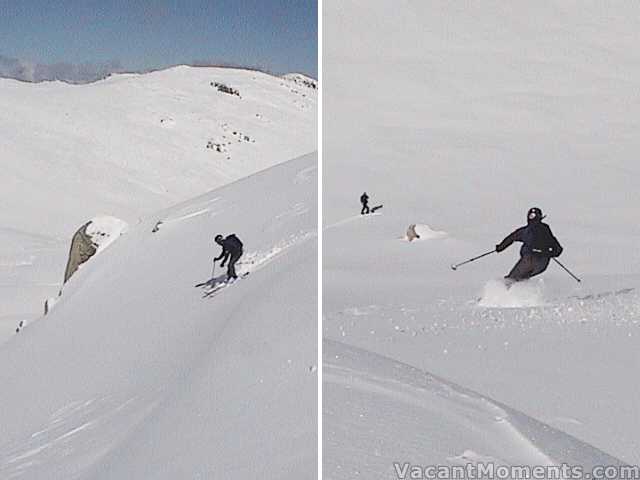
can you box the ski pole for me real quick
[552,258,581,283]
[211,259,216,279]
[451,250,496,270]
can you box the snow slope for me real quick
[0,65,316,343]
[324,339,624,475]
[0,153,317,479]
[323,0,640,475]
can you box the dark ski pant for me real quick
[506,254,550,282]
[361,204,370,215]
[226,250,243,279]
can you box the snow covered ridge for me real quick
[0,153,317,479]
[282,73,318,90]
[0,57,316,86]
[84,216,128,253]
[0,64,317,229]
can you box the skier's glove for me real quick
[550,245,563,258]
[220,262,226,268]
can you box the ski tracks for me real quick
[327,285,640,343]
[197,230,315,298]
[0,392,161,479]
[324,212,382,230]
[293,164,317,184]
[238,230,316,276]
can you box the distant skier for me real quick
[360,192,370,215]
[495,207,563,283]
[214,233,243,281]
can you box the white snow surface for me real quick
[324,0,640,476]
[84,216,129,253]
[0,153,318,479]
[478,278,547,309]
[0,65,316,342]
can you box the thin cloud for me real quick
[0,55,123,84]
[0,54,316,84]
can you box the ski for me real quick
[202,272,250,298]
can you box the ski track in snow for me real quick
[159,197,223,225]
[239,230,316,276]
[0,393,157,479]
[161,207,215,224]
[275,202,309,220]
[324,212,382,230]
[327,287,640,341]
[198,229,316,298]
[293,165,317,184]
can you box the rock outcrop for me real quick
[63,221,98,283]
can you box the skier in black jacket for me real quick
[360,192,370,215]
[214,234,243,280]
[496,207,563,283]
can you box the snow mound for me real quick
[478,279,547,308]
[405,223,448,241]
[85,216,129,253]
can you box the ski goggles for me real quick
[527,209,544,221]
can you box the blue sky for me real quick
[0,0,317,77]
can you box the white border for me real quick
[317,0,323,478]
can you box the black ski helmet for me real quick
[214,234,224,243]
[527,207,543,222]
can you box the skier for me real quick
[495,207,563,283]
[214,233,243,281]
[360,192,370,215]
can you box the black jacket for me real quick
[360,193,369,205]
[497,221,562,258]
[214,234,243,264]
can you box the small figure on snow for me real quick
[360,192,370,215]
[496,207,563,283]
[214,233,243,281]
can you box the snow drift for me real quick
[404,223,448,242]
[324,339,624,478]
